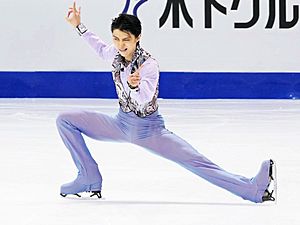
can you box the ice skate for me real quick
[262,159,277,202]
[251,159,277,203]
[60,170,102,199]
[60,177,102,198]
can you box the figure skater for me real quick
[57,2,276,203]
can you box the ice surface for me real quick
[0,98,299,225]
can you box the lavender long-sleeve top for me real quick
[81,31,159,106]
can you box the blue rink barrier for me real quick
[0,71,300,99]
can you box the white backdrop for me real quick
[0,0,299,72]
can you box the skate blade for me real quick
[272,160,278,204]
[60,193,81,198]
[60,191,102,199]
[89,191,102,198]
[266,159,277,204]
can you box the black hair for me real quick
[111,14,142,38]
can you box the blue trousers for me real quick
[56,109,270,203]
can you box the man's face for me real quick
[112,29,140,61]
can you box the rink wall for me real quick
[1,2,300,99]
[1,71,300,99]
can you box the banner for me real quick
[0,0,299,72]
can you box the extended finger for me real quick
[137,64,144,72]
[73,1,77,13]
[132,70,141,76]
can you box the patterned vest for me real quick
[112,45,159,118]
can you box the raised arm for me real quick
[65,2,117,61]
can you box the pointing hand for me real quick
[65,1,81,27]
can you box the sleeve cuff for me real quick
[76,23,88,36]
